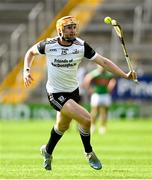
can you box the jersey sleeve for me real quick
[84,42,97,60]
[37,40,46,54]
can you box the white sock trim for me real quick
[79,127,90,136]
[54,126,64,136]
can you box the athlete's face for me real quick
[62,24,77,39]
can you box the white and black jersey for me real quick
[37,36,98,93]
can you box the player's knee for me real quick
[56,122,70,133]
[82,114,91,129]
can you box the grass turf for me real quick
[0,118,152,179]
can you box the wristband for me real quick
[25,68,30,72]
[23,67,30,78]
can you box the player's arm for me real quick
[108,78,116,93]
[84,42,136,81]
[23,40,46,87]
[82,73,94,94]
[83,73,92,89]
[23,44,39,87]
[93,54,136,81]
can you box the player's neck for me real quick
[58,37,73,46]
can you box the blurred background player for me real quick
[23,15,136,171]
[84,66,116,134]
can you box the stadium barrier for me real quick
[0,102,139,120]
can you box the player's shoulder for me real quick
[45,37,58,44]
[74,38,93,50]
[73,37,84,46]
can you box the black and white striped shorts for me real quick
[47,88,80,111]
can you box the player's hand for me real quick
[127,71,137,81]
[23,69,34,87]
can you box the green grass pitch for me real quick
[0,118,152,179]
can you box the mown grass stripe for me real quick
[0,119,152,179]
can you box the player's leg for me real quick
[46,111,72,154]
[90,106,98,133]
[61,99,92,153]
[98,94,111,134]
[61,99,91,131]
[40,112,72,170]
[90,93,100,133]
[99,106,108,134]
[61,99,102,170]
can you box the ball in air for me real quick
[104,16,112,24]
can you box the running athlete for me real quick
[23,16,137,171]
[83,66,116,134]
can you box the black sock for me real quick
[79,127,92,153]
[46,126,63,155]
